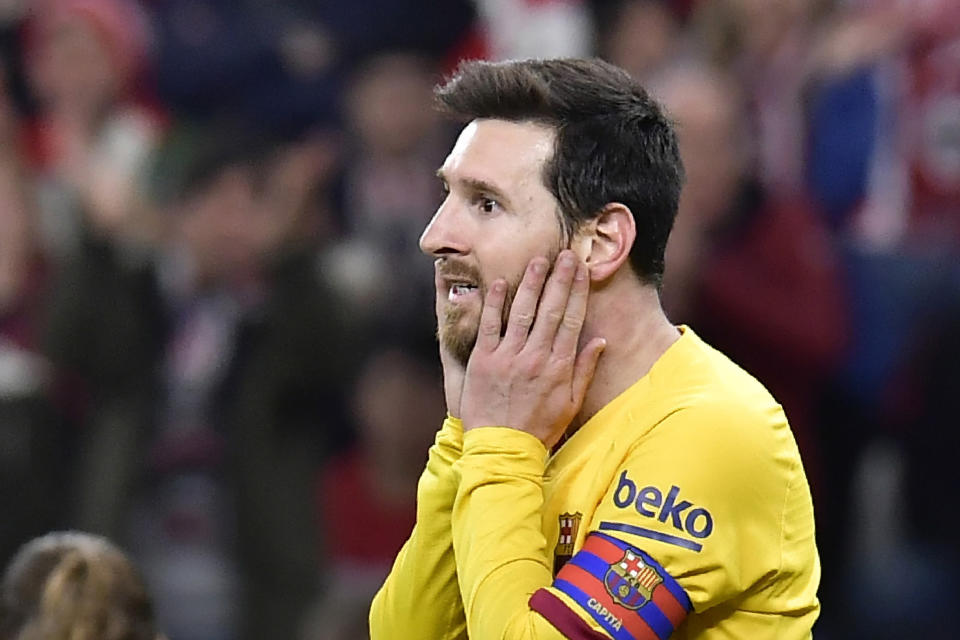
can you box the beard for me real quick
[438,277,519,367]
[436,247,560,367]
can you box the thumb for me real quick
[571,337,606,404]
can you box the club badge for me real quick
[553,512,582,575]
[604,549,663,610]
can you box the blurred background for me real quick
[0,0,956,638]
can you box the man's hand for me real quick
[460,250,606,448]
[435,269,467,417]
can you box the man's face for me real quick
[419,119,565,366]
[178,166,262,283]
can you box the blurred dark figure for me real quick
[322,52,445,335]
[0,2,32,116]
[802,0,960,415]
[148,0,340,136]
[800,2,960,635]
[342,53,443,246]
[693,0,823,201]
[0,531,162,640]
[305,338,444,640]
[0,55,67,569]
[806,0,960,249]
[147,0,476,134]
[42,124,353,640]
[310,0,476,60]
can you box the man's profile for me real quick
[369,57,820,640]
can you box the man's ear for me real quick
[572,203,636,282]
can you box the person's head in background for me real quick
[341,50,447,247]
[346,52,440,158]
[24,0,150,125]
[0,531,161,640]
[352,339,445,497]
[650,60,749,319]
[693,0,822,69]
[599,0,681,81]
[151,123,331,289]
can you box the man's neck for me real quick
[573,278,680,431]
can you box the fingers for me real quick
[525,251,579,350]
[475,279,507,352]
[572,337,606,404]
[480,249,589,358]
[538,252,590,355]
[500,257,550,351]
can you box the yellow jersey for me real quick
[370,327,820,639]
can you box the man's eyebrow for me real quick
[435,169,512,207]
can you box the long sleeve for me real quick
[449,401,818,640]
[450,427,563,639]
[369,417,468,639]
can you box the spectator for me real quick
[806,0,960,249]
[801,3,960,633]
[597,0,682,81]
[0,531,163,640]
[43,124,354,640]
[693,0,822,200]
[324,52,446,335]
[306,339,444,640]
[22,0,162,259]
[0,55,67,569]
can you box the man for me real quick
[369,58,820,639]
[43,126,351,640]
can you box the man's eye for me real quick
[479,197,498,214]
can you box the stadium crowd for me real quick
[0,0,957,638]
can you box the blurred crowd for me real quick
[0,0,957,638]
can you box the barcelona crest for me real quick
[553,512,582,575]
[603,549,663,610]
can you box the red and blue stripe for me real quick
[530,531,692,639]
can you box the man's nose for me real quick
[419,199,468,257]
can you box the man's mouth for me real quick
[436,258,482,304]
[448,282,479,302]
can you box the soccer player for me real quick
[369,58,820,639]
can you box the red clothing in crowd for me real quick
[319,450,417,567]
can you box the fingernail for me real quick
[532,259,547,274]
[494,280,506,293]
[562,253,576,268]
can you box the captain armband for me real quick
[529,532,691,640]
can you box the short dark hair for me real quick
[435,58,684,287]
[149,121,279,206]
